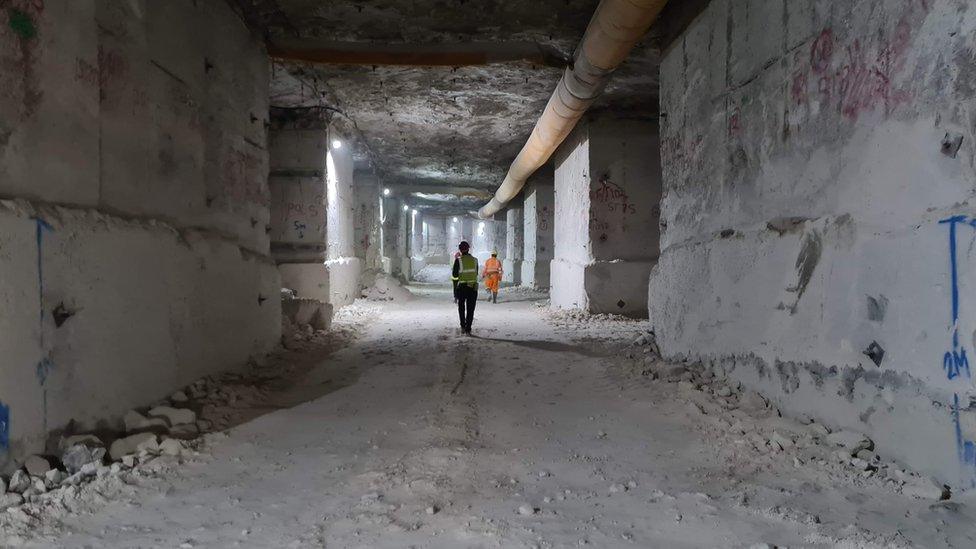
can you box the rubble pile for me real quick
[0,403,198,519]
[623,337,953,502]
[361,273,414,302]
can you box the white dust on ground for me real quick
[6,287,976,548]
[361,273,415,302]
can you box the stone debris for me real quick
[148,406,197,427]
[7,471,30,494]
[0,493,24,511]
[361,273,414,302]
[24,455,54,477]
[826,430,873,454]
[517,504,537,516]
[43,469,66,489]
[159,438,185,457]
[124,410,169,433]
[902,477,950,500]
[62,444,107,475]
[110,433,160,461]
[623,350,955,505]
[60,434,103,450]
[171,390,189,403]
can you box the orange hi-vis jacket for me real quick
[482,257,502,277]
[483,257,502,292]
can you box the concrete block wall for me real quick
[551,117,662,316]
[353,172,382,271]
[325,132,363,306]
[652,0,976,486]
[522,180,555,289]
[445,217,469,261]
[472,218,507,264]
[504,205,524,285]
[268,112,331,305]
[0,0,278,468]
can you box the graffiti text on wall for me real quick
[939,215,976,484]
[789,0,930,122]
[939,215,973,380]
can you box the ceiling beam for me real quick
[268,39,569,68]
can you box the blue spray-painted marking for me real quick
[953,394,976,487]
[939,215,975,380]
[0,401,9,451]
[940,216,976,484]
[33,218,54,433]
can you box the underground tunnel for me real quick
[1,0,975,546]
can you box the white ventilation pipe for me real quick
[478,0,669,218]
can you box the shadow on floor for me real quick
[470,336,608,357]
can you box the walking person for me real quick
[482,250,503,303]
[451,250,461,304]
[451,241,478,335]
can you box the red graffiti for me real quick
[590,177,628,204]
[810,30,834,73]
[790,0,930,121]
[728,106,742,137]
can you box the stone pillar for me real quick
[408,208,425,275]
[504,202,524,285]
[353,172,382,271]
[380,196,400,276]
[396,204,411,279]
[423,216,448,264]
[522,178,554,289]
[325,130,364,307]
[551,116,661,317]
[268,112,331,306]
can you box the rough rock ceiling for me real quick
[259,0,662,212]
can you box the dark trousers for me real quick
[456,284,477,330]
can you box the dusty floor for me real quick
[10,286,976,548]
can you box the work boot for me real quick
[492,292,497,304]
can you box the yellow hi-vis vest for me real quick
[454,254,478,288]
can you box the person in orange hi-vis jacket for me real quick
[482,250,503,303]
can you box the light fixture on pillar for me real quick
[412,209,418,215]
[403,205,409,212]
[331,139,342,149]
[383,188,391,196]
[452,217,459,223]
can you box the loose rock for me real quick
[8,470,30,493]
[110,432,160,461]
[902,477,950,500]
[62,444,107,475]
[148,406,197,427]
[124,410,169,433]
[159,438,185,457]
[826,430,873,454]
[24,455,53,477]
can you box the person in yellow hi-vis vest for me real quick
[451,241,478,335]
[482,250,503,303]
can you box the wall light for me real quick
[383,188,391,196]
[452,217,459,223]
[412,209,418,215]
[403,205,409,212]
[331,139,342,149]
